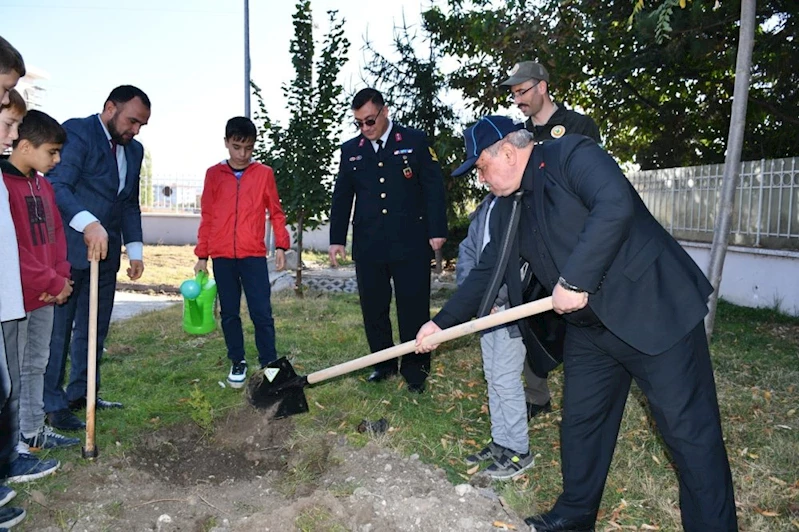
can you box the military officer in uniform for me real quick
[329,88,447,394]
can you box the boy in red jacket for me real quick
[194,117,290,388]
[1,108,76,466]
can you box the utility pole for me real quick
[244,0,251,118]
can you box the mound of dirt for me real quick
[26,405,529,531]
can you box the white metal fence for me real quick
[627,157,799,249]
[139,176,203,213]
[141,158,799,251]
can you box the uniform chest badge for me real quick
[395,132,403,142]
[394,148,413,155]
[402,154,413,179]
[551,125,566,138]
[348,155,362,162]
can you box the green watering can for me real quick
[180,270,217,335]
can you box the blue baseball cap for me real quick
[452,116,522,177]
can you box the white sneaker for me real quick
[227,361,247,388]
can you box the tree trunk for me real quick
[295,210,305,298]
[705,0,756,340]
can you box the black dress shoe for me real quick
[524,510,595,531]
[69,397,124,411]
[527,400,553,421]
[407,382,425,394]
[366,368,397,383]
[46,409,86,431]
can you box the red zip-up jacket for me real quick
[1,160,71,312]
[195,161,290,259]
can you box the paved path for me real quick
[111,291,181,323]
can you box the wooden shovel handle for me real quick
[307,296,553,385]
[85,259,99,454]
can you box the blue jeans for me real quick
[213,257,277,367]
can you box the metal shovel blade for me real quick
[246,357,309,418]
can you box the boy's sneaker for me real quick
[227,361,248,388]
[484,446,534,480]
[5,453,59,483]
[21,426,81,451]
[464,441,502,465]
[0,486,15,507]
[0,506,25,528]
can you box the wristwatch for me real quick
[557,276,585,293]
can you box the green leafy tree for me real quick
[253,1,349,294]
[361,14,484,264]
[138,147,153,210]
[424,0,797,169]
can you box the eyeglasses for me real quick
[353,105,384,129]
[510,80,542,100]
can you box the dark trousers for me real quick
[45,260,117,413]
[554,322,737,531]
[213,257,277,367]
[355,257,431,386]
[1,320,23,465]
[0,327,14,477]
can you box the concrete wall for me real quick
[682,241,799,316]
[142,213,200,245]
[142,213,332,251]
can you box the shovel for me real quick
[247,296,554,418]
[82,258,99,459]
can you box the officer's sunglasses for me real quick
[353,105,384,129]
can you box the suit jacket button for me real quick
[382,209,388,214]
[378,162,384,167]
[379,178,385,183]
[381,193,386,198]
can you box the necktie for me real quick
[375,139,384,157]
[110,139,118,155]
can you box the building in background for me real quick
[16,65,48,110]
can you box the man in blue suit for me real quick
[45,86,151,431]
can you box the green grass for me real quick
[22,293,799,531]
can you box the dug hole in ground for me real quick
[26,257,528,531]
[25,404,529,531]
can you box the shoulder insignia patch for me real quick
[551,125,566,139]
[428,147,439,162]
[395,132,403,142]
[358,138,365,147]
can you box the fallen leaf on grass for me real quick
[467,464,480,475]
[640,524,660,530]
[491,521,516,530]
[441,438,448,449]
[651,454,661,465]
[769,476,788,486]
[314,401,325,409]
[29,490,47,506]
[755,507,780,517]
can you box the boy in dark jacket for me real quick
[0,105,65,499]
